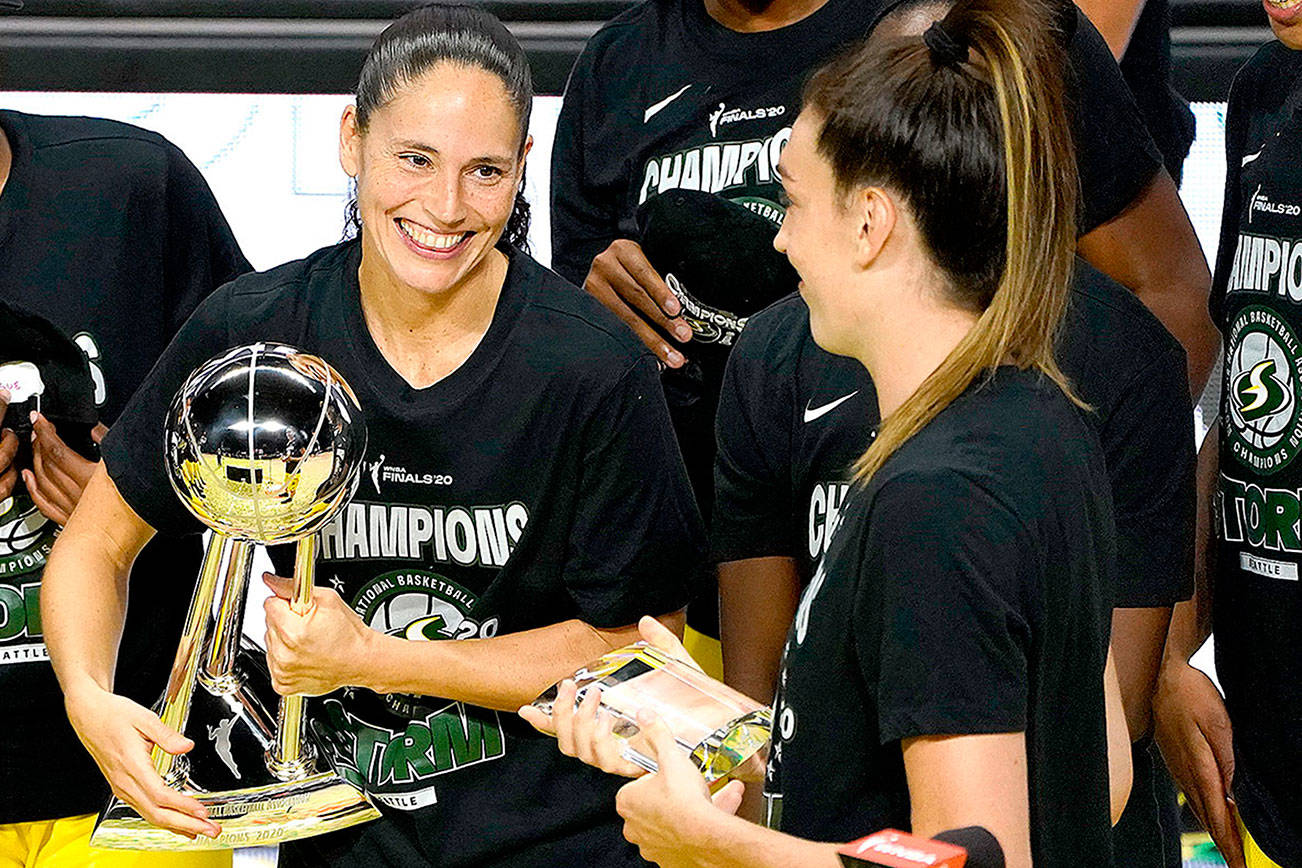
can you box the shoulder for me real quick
[4,110,181,165]
[212,242,353,318]
[1064,260,1183,360]
[569,0,669,77]
[1229,42,1300,117]
[887,372,1100,507]
[511,251,654,382]
[731,292,806,370]
[1060,260,1188,409]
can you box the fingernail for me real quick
[29,411,37,424]
[0,389,9,401]
[665,297,680,315]
[666,350,685,368]
[674,323,692,342]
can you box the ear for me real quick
[339,104,362,179]
[518,134,534,186]
[852,186,898,269]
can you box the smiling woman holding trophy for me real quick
[38,5,705,866]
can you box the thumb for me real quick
[139,711,194,756]
[710,779,745,815]
[635,709,680,766]
[638,616,687,658]
[91,423,109,444]
[262,572,296,600]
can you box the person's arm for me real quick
[1104,645,1133,824]
[718,556,801,705]
[1077,170,1218,396]
[903,732,1032,868]
[42,465,220,840]
[1153,419,1246,868]
[1073,0,1146,59]
[263,578,683,711]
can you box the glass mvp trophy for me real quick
[91,343,381,849]
[532,643,772,787]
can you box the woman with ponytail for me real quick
[532,1,1118,865]
[41,5,705,866]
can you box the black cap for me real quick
[636,189,798,355]
[0,299,99,468]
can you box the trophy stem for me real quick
[153,535,231,785]
[199,540,254,694]
[267,535,318,781]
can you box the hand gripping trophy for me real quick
[92,343,381,849]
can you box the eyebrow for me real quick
[394,140,514,166]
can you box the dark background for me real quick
[0,0,1270,100]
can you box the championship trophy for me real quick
[532,643,772,787]
[92,343,381,849]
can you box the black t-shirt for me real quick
[713,259,1194,608]
[0,110,249,824]
[101,240,705,867]
[763,368,1117,865]
[1119,0,1196,183]
[1207,41,1302,866]
[551,0,1162,525]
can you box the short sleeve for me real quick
[563,354,707,627]
[162,142,251,335]
[1104,345,1195,607]
[1067,11,1164,234]
[859,472,1032,743]
[100,287,235,536]
[550,51,623,287]
[710,326,796,563]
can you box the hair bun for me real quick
[923,20,969,67]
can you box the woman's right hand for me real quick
[64,684,221,840]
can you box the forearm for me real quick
[1111,607,1173,738]
[672,812,842,868]
[718,557,801,704]
[357,611,684,712]
[42,465,153,700]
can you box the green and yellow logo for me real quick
[1225,305,1302,474]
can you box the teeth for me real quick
[399,219,467,251]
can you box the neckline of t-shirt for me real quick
[0,110,31,252]
[678,0,875,67]
[338,239,529,416]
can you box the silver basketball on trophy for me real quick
[165,342,366,543]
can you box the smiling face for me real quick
[1265,0,1302,49]
[340,62,530,299]
[773,111,873,356]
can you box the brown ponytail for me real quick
[804,0,1080,483]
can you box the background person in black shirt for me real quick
[39,7,704,866]
[1153,7,1302,868]
[0,108,248,866]
[538,2,1119,863]
[550,0,1215,679]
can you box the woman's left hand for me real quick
[263,573,376,696]
[615,711,745,868]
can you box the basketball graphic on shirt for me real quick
[0,495,54,562]
[1225,306,1302,474]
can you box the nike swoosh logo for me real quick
[644,84,692,123]
[803,391,859,423]
[1243,148,1264,167]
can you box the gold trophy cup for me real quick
[92,343,381,849]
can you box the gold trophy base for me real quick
[92,773,380,851]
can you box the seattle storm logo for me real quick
[1226,305,1302,474]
